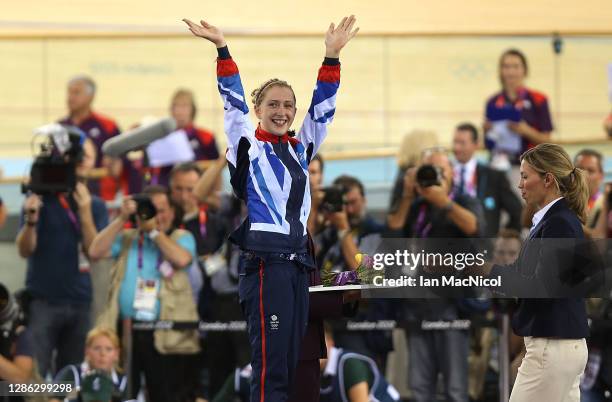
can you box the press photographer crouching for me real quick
[88,186,198,402]
[15,126,109,379]
[0,284,34,402]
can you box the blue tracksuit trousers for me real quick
[238,251,310,402]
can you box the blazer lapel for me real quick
[529,220,545,239]
[528,198,567,239]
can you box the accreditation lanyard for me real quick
[414,204,432,238]
[588,191,601,211]
[58,194,80,234]
[137,231,163,271]
[413,193,456,238]
[466,168,477,197]
[198,205,208,238]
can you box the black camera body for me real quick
[416,164,444,188]
[132,194,157,221]
[319,185,346,213]
[22,124,85,195]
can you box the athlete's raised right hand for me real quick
[182,18,226,48]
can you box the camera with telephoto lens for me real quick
[416,164,444,188]
[21,123,86,195]
[319,185,346,213]
[131,194,157,221]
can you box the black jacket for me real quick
[474,163,522,237]
[491,198,589,338]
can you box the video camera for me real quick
[22,123,86,195]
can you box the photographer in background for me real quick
[387,148,482,237]
[0,284,34,402]
[15,138,108,379]
[88,186,197,402]
[317,175,383,272]
[386,148,484,402]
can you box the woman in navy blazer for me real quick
[486,143,590,402]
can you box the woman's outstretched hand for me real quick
[182,18,226,48]
[325,15,359,58]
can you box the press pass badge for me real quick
[133,278,159,321]
[78,242,91,273]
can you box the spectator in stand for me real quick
[15,139,108,378]
[147,89,220,187]
[484,49,553,186]
[59,75,122,201]
[452,122,522,237]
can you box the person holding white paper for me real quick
[483,49,553,178]
[146,89,220,187]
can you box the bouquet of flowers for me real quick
[321,253,380,286]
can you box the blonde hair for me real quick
[397,130,440,169]
[170,88,197,119]
[520,143,589,223]
[86,326,120,350]
[251,79,295,108]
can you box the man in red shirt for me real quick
[59,75,122,201]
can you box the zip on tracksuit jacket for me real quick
[215,46,340,254]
